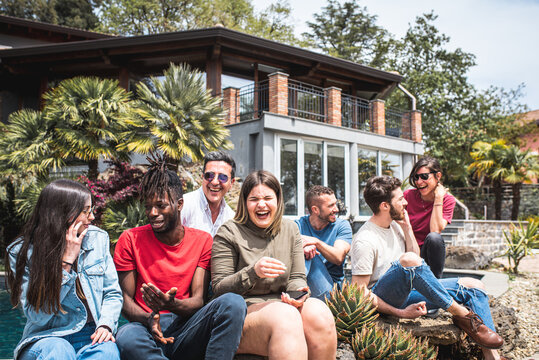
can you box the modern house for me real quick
[0,15,424,219]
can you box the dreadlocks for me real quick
[140,153,183,203]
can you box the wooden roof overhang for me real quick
[0,27,402,99]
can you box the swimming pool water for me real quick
[0,290,26,358]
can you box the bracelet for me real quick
[433,203,443,206]
[62,260,73,267]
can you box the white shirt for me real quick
[350,220,406,288]
[181,187,235,237]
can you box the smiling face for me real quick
[145,192,182,234]
[389,188,407,221]
[246,184,278,229]
[414,166,441,198]
[202,161,235,207]
[313,193,339,224]
[73,196,94,235]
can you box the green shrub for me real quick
[101,200,147,244]
[503,219,539,273]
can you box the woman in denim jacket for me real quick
[6,179,123,360]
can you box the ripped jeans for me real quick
[371,259,496,331]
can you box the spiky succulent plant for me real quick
[326,281,379,342]
[351,324,438,360]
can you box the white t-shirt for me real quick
[181,187,235,237]
[350,220,406,288]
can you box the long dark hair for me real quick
[409,156,443,189]
[234,170,284,237]
[5,179,91,314]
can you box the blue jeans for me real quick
[372,260,496,331]
[116,293,246,360]
[19,322,120,360]
[305,256,334,300]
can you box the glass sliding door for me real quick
[380,151,402,179]
[358,148,378,216]
[327,144,346,205]
[304,141,323,206]
[280,139,298,215]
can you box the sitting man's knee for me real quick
[458,277,486,290]
[399,252,422,267]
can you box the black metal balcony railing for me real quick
[385,106,409,138]
[236,80,270,122]
[227,78,415,140]
[287,79,326,122]
[341,94,372,131]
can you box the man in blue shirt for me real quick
[295,185,352,300]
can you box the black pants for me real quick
[420,232,446,278]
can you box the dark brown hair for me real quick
[5,179,91,314]
[364,176,402,214]
[306,185,334,214]
[140,153,183,203]
[234,170,284,237]
[409,156,442,188]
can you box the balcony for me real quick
[222,72,422,142]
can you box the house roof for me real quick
[0,14,115,43]
[0,26,403,99]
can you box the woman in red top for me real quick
[404,156,456,278]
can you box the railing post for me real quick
[222,87,239,125]
[410,110,422,142]
[324,86,341,126]
[371,99,385,135]
[268,72,289,115]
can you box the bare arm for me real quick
[397,210,420,255]
[302,235,350,265]
[352,275,426,319]
[117,270,151,324]
[430,184,449,233]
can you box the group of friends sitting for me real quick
[5,152,507,360]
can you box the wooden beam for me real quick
[119,67,129,90]
[206,45,222,96]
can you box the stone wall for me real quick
[452,220,516,255]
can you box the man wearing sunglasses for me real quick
[182,151,236,237]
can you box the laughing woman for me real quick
[404,156,456,278]
[6,179,122,360]
[212,170,337,360]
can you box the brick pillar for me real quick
[371,99,385,135]
[222,87,239,125]
[268,72,289,115]
[402,112,412,139]
[410,110,422,142]
[324,86,341,126]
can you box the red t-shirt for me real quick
[114,224,212,313]
[403,188,456,246]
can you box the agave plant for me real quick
[352,325,438,360]
[352,324,392,360]
[326,281,379,342]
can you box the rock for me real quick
[445,246,493,269]
[376,311,464,346]
[336,342,355,360]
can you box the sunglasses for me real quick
[203,171,229,184]
[412,171,437,182]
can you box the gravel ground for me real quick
[495,271,539,360]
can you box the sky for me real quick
[252,0,539,111]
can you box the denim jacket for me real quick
[7,226,123,359]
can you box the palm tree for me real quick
[43,76,132,180]
[0,109,64,178]
[496,145,539,220]
[122,63,231,165]
[469,140,508,220]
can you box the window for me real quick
[304,141,322,203]
[358,148,377,216]
[380,151,402,179]
[327,144,346,205]
[280,139,298,215]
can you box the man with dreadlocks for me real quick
[113,155,246,360]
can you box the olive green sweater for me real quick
[211,218,307,306]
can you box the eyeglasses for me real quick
[412,171,437,182]
[81,206,95,217]
[203,171,229,184]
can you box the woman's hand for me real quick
[254,257,286,278]
[91,326,115,344]
[63,221,87,265]
[281,286,310,308]
[434,183,447,202]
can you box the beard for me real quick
[389,204,404,221]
